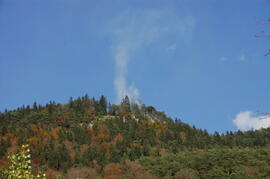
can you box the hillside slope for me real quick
[1,95,270,178]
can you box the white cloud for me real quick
[109,9,196,104]
[233,111,270,131]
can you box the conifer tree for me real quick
[99,95,107,115]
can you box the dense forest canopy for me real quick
[1,95,270,178]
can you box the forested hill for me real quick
[1,95,270,178]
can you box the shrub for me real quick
[0,144,46,179]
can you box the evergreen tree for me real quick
[99,95,107,115]
[33,102,38,111]
[108,104,119,116]
[119,96,131,118]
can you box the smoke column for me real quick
[114,44,140,105]
[110,9,195,104]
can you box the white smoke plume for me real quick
[233,111,270,131]
[110,9,195,104]
[114,43,141,105]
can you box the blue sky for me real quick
[0,0,269,133]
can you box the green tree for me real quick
[99,95,107,115]
[108,104,119,116]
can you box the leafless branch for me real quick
[265,49,270,56]
[254,17,270,56]
[255,34,270,38]
[259,116,270,120]
[256,111,270,115]
[256,111,270,120]
[255,30,270,38]
[254,16,270,24]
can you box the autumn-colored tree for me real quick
[103,163,122,179]
[67,167,98,179]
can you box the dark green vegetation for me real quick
[1,95,270,178]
